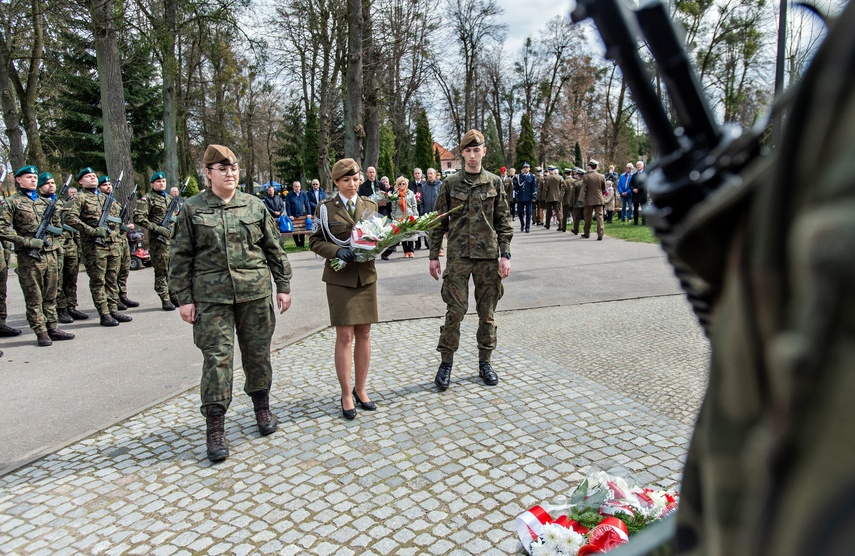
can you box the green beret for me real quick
[14,165,38,178]
[37,172,53,187]
[150,171,165,183]
[98,175,111,186]
[77,167,96,181]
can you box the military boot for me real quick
[68,308,89,320]
[205,407,229,462]
[251,392,278,436]
[119,296,139,308]
[47,329,75,341]
[0,324,22,337]
[100,313,119,327]
[36,332,52,347]
[478,361,499,386]
[116,301,127,311]
[161,299,176,311]
[434,362,453,391]
[57,308,74,324]
[111,311,133,323]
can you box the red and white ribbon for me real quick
[516,505,554,554]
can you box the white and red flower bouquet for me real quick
[516,468,678,555]
[370,190,399,204]
[329,207,460,270]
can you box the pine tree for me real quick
[434,146,442,173]
[378,123,396,180]
[274,100,304,184]
[574,142,584,168]
[514,113,537,169]
[413,108,434,173]
[303,104,321,182]
[484,117,503,172]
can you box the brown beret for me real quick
[202,144,238,166]
[459,129,485,151]
[331,158,361,181]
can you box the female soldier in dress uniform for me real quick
[309,158,380,420]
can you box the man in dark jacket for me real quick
[262,186,285,220]
[357,166,389,217]
[409,168,426,249]
[514,162,537,233]
[307,179,327,216]
[285,181,311,247]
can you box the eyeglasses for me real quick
[207,164,239,176]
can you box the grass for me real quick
[282,242,311,254]
[602,219,658,243]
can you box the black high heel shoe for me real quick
[352,388,376,411]
[341,397,357,420]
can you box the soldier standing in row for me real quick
[0,237,22,337]
[134,171,176,310]
[559,168,576,233]
[101,176,139,312]
[55,182,87,323]
[0,166,75,346]
[66,167,132,327]
[429,129,513,391]
[169,145,292,462]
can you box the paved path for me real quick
[0,227,710,554]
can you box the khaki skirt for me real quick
[326,281,378,326]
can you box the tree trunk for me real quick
[20,0,46,170]
[90,0,135,192]
[343,0,364,162]
[162,0,179,188]
[0,59,25,170]
[362,0,379,167]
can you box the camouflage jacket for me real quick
[168,189,291,305]
[65,187,123,243]
[133,190,170,239]
[56,199,79,250]
[428,169,513,260]
[0,190,62,252]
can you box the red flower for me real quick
[577,517,629,555]
[392,226,400,234]
[409,215,416,222]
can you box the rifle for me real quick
[28,174,72,261]
[94,171,124,247]
[571,0,766,335]
[156,176,190,244]
[119,185,137,232]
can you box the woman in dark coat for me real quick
[309,158,380,420]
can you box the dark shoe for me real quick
[478,361,499,386]
[36,332,52,347]
[0,324,22,337]
[251,392,278,436]
[47,328,75,341]
[162,300,176,311]
[100,314,119,327]
[581,234,589,238]
[116,301,127,311]
[525,229,530,233]
[434,362,452,391]
[352,388,376,411]
[571,230,578,235]
[341,397,357,420]
[381,254,390,261]
[597,236,603,241]
[120,296,139,308]
[68,308,89,320]
[111,312,132,323]
[205,407,229,462]
[57,308,73,324]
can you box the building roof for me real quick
[433,142,457,161]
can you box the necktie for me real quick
[347,200,355,219]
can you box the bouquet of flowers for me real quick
[329,207,460,271]
[516,468,679,556]
[415,191,422,204]
[370,190,398,204]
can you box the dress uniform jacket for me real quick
[579,171,607,206]
[309,195,378,289]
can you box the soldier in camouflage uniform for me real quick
[100,176,139,311]
[55,186,88,323]
[428,129,513,391]
[65,167,132,327]
[134,171,176,311]
[169,145,292,462]
[0,166,75,346]
[0,237,23,337]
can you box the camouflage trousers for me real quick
[0,246,9,325]
[149,240,170,300]
[81,241,120,316]
[118,238,130,298]
[56,242,80,310]
[15,250,59,333]
[583,205,605,238]
[193,296,276,416]
[437,257,504,363]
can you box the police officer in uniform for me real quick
[169,145,292,462]
[0,166,75,346]
[428,129,513,390]
[133,171,175,310]
[65,167,132,327]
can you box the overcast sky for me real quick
[500,0,576,55]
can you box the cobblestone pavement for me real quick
[0,295,708,555]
